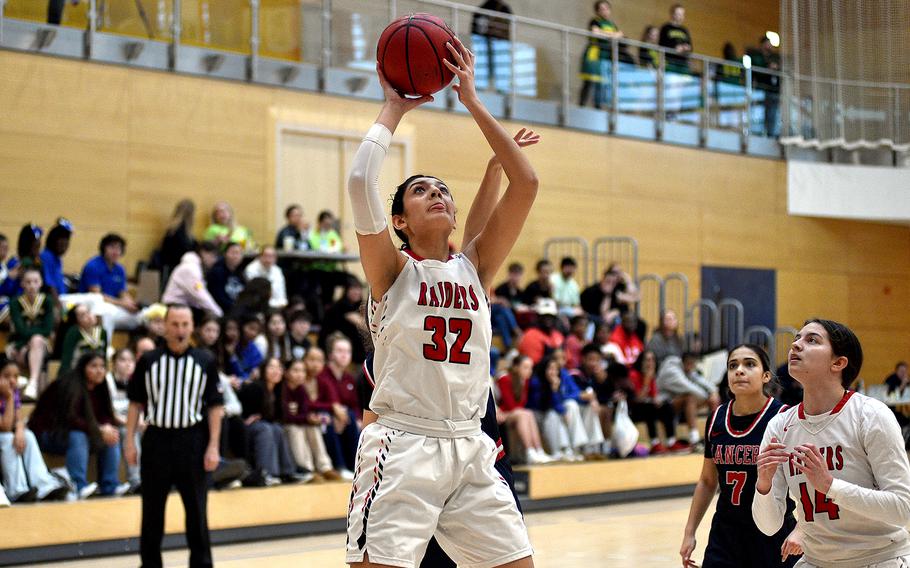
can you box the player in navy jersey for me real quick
[361,354,522,568]
[681,344,802,567]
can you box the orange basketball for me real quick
[377,13,461,96]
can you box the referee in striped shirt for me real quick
[125,304,224,568]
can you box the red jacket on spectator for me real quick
[302,374,338,414]
[318,367,361,420]
[563,334,584,370]
[281,383,312,425]
[518,328,565,364]
[608,325,644,367]
[496,373,529,412]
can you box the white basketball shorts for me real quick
[345,422,532,568]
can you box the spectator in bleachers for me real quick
[550,256,583,319]
[78,233,142,342]
[230,277,272,321]
[521,259,553,305]
[321,333,362,422]
[647,309,685,367]
[133,336,157,360]
[655,350,718,451]
[716,42,743,85]
[244,246,287,309]
[16,224,43,272]
[471,0,512,92]
[207,241,246,316]
[30,352,125,499]
[572,343,615,446]
[0,233,18,323]
[138,303,167,347]
[528,355,581,461]
[257,310,292,364]
[318,334,362,469]
[59,303,107,375]
[9,267,54,401]
[214,317,241,379]
[518,298,564,364]
[159,199,197,276]
[282,358,340,481]
[494,262,526,309]
[287,309,313,361]
[275,204,311,251]
[628,350,680,453]
[563,314,589,370]
[638,25,660,68]
[194,315,221,353]
[885,361,909,395]
[748,35,781,136]
[579,1,626,109]
[300,347,354,479]
[105,348,141,493]
[607,311,644,367]
[491,263,525,353]
[319,277,367,364]
[238,357,302,485]
[203,201,255,251]
[40,218,73,297]
[0,354,69,503]
[497,354,554,464]
[659,4,693,73]
[308,210,347,309]
[232,314,264,383]
[580,264,638,328]
[162,241,223,317]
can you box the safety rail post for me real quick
[170,0,182,70]
[686,299,719,351]
[249,0,260,81]
[745,325,775,364]
[717,298,745,348]
[542,237,589,286]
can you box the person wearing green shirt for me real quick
[9,267,55,401]
[308,210,347,310]
[203,201,255,251]
[579,1,626,109]
[58,304,108,375]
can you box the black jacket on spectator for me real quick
[659,22,692,71]
[160,228,196,275]
[494,281,523,306]
[319,299,366,364]
[521,281,551,305]
[207,259,246,315]
[28,374,117,450]
[275,225,310,251]
[238,380,283,422]
[580,282,628,319]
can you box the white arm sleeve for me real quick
[347,123,392,235]
[752,418,789,535]
[826,400,910,526]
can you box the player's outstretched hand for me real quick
[443,36,477,105]
[792,443,834,493]
[781,526,803,561]
[377,64,434,115]
[490,129,541,166]
[756,436,789,494]
[680,533,698,567]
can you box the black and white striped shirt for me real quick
[128,347,224,429]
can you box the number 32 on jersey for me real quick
[423,316,473,364]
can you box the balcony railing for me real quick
[0,0,788,157]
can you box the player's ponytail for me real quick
[805,318,864,388]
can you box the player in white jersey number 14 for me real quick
[344,36,538,568]
[754,318,910,568]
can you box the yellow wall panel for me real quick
[776,271,850,329]
[850,329,910,385]
[847,276,910,331]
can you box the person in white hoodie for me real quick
[162,242,222,317]
[243,245,287,309]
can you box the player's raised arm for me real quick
[443,36,539,289]
[461,128,540,250]
[347,67,433,298]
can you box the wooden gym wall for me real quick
[0,50,908,381]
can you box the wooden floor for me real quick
[38,497,715,568]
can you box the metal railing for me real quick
[591,236,638,285]
[686,298,719,351]
[0,0,787,152]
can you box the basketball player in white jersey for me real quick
[754,319,910,567]
[345,37,537,568]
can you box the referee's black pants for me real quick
[140,424,213,568]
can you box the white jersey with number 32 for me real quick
[753,391,910,567]
[368,250,492,423]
